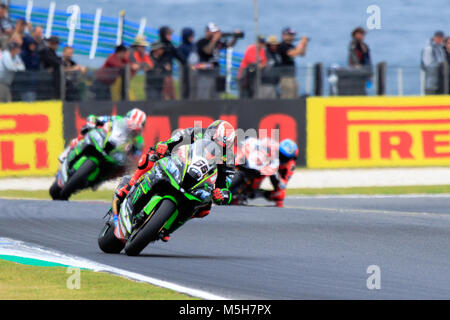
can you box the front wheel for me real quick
[59,159,97,200]
[124,199,176,256]
[49,180,62,200]
[98,221,125,254]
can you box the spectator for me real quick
[445,37,450,92]
[278,27,308,99]
[159,26,186,100]
[177,27,197,99]
[146,41,169,100]
[19,36,40,101]
[39,35,62,99]
[21,37,40,71]
[0,4,13,50]
[349,27,371,68]
[196,22,241,99]
[0,42,25,102]
[91,44,129,101]
[260,35,282,99]
[10,18,28,45]
[128,35,153,79]
[237,35,267,98]
[421,30,446,94]
[30,26,45,52]
[62,46,86,101]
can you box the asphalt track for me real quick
[0,195,450,299]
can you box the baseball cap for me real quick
[282,27,296,35]
[207,22,220,33]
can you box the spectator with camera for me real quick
[195,22,243,99]
[260,35,282,99]
[62,46,86,101]
[278,27,308,99]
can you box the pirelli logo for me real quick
[307,97,450,168]
[0,102,64,176]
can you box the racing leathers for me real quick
[265,158,296,207]
[60,114,144,162]
[116,126,236,221]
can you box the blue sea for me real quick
[17,0,450,94]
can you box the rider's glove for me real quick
[115,184,131,202]
[212,188,232,205]
[156,143,169,157]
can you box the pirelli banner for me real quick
[0,101,64,176]
[63,99,307,166]
[307,96,450,168]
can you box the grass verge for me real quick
[286,185,450,196]
[0,259,196,300]
[0,185,448,202]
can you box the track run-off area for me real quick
[0,195,450,299]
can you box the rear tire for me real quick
[124,199,176,256]
[49,181,62,200]
[59,159,97,200]
[98,221,125,254]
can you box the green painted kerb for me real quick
[0,255,80,268]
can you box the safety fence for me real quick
[0,96,449,176]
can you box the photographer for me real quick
[195,22,243,99]
[278,27,308,99]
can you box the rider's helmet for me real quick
[126,108,147,131]
[279,139,298,163]
[204,120,236,149]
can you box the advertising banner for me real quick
[63,99,307,166]
[307,96,450,168]
[0,101,64,176]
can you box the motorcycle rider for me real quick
[114,119,236,242]
[232,138,298,208]
[264,139,298,207]
[59,108,147,162]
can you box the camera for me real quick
[221,31,245,39]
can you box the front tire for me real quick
[49,180,62,200]
[124,199,176,256]
[59,159,97,200]
[98,221,125,254]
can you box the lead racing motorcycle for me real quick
[98,139,219,256]
[50,118,137,200]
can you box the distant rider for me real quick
[59,108,147,162]
[114,120,236,242]
[264,139,298,207]
[232,138,298,208]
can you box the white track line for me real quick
[0,237,229,300]
[288,194,450,199]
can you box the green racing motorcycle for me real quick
[50,119,136,200]
[98,139,219,256]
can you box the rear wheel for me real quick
[49,181,62,200]
[59,159,97,200]
[98,220,125,254]
[124,199,176,256]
